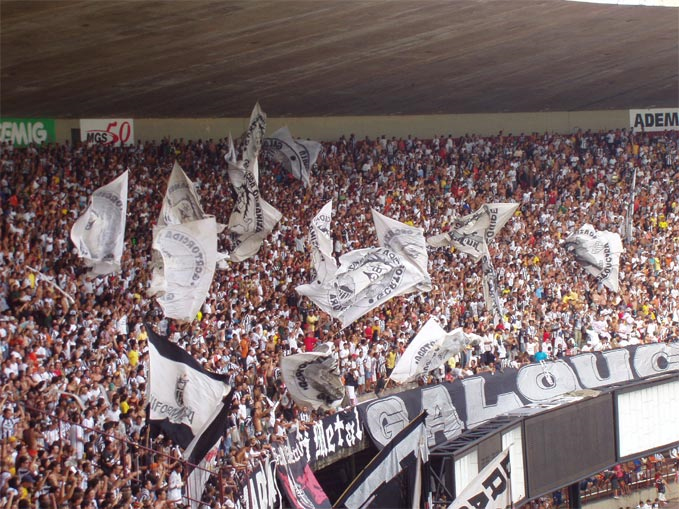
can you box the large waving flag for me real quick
[298,211,430,328]
[307,200,337,285]
[564,224,623,292]
[146,325,231,465]
[263,126,322,187]
[280,351,345,410]
[428,202,518,261]
[227,159,282,262]
[240,102,267,181]
[149,217,218,321]
[70,170,128,275]
[390,318,472,383]
[448,448,511,509]
[372,209,431,292]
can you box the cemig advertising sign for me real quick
[0,118,56,147]
[80,119,134,146]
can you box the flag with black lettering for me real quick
[302,200,337,286]
[372,209,432,292]
[227,160,282,262]
[149,217,218,322]
[333,412,427,509]
[280,351,345,410]
[448,448,511,509]
[70,170,128,275]
[481,255,505,326]
[297,246,428,329]
[263,126,322,187]
[241,102,267,180]
[146,325,232,465]
[427,203,518,261]
[564,224,623,292]
[390,318,471,383]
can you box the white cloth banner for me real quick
[263,126,322,187]
[297,247,427,329]
[187,439,221,509]
[428,203,518,261]
[564,224,623,292]
[391,318,471,383]
[307,200,337,285]
[280,351,345,410]
[482,255,505,326]
[158,162,222,229]
[150,217,218,322]
[227,160,282,262]
[372,209,432,292]
[241,102,267,181]
[448,448,511,509]
[70,170,128,275]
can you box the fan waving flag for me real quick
[280,351,345,410]
[564,224,623,292]
[149,217,218,322]
[146,325,232,465]
[263,126,322,187]
[390,318,472,383]
[241,102,267,181]
[428,202,518,261]
[305,200,337,285]
[70,170,128,275]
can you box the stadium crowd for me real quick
[1,126,679,508]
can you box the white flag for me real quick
[306,200,337,285]
[564,224,623,292]
[280,351,345,410]
[227,160,282,262]
[241,102,267,181]
[158,162,224,231]
[448,448,511,509]
[372,209,432,292]
[263,126,322,187]
[149,217,218,322]
[187,438,221,509]
[428,202,518,261]
[390,318,471,383]
[224,132,236,164]
[70,170,128,275]
[482,255,505,326]
[297,246,428,329]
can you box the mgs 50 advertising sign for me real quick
[0,118,56,147]
[80,119,134,146]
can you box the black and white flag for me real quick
[149,217,218,322]
[373,209,432,292]
[146,326,232,465]
[227,159,282,262]
[390,318,472,383]
[241,102,267,180]
[448,447,511,509]
[296,200,337,288]
[263,126,322,187]
[428,203,518,261]
[333,412,428,509]
[624,167,637,244]
[481,255,505,326]
[298,212,430,328]
[564,224,623,292]
[280,351,345,410]
[186,438,221,509]
[70,170,128,275]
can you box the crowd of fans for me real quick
[1,125,678,508]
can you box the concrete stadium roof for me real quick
[1,0,678,118]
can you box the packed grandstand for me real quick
[1,125,679,508]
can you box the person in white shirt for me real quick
[167,463,184,503]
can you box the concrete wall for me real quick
[55,109,630,144]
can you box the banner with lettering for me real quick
[629,108,679,132]
[80,118,135,146]
[0,118,55,147]
[359,343,679,450]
